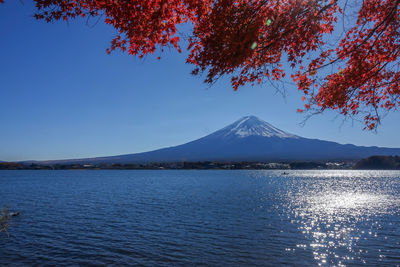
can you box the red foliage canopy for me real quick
[2,0,399,129]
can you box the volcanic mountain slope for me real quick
[36,116,400,164]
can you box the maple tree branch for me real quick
[309,0,400,73]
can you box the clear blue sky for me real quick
[1,1,399,161]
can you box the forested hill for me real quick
[354,156,400,170]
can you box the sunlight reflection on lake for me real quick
[282,170,400,266]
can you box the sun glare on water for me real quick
[279,170,400,266]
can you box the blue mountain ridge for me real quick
[27,116,400,164]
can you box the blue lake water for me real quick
[1,170,400,266]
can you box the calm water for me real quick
[1,170,400,266]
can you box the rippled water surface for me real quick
[1,170,400,266]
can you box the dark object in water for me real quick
[282,172,289,175]
[10,212,20,217]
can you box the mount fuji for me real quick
[36,116,400,164]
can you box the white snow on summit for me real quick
[221,116,298,138]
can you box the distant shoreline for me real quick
[1,156,399,170]
[0,160,359,170]
[2,169,400,171]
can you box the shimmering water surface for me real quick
[1,170,400,266]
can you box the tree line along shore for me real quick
[1,156,399,170]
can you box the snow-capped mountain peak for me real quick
[33,115,400,164]
[219,116,298,139]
